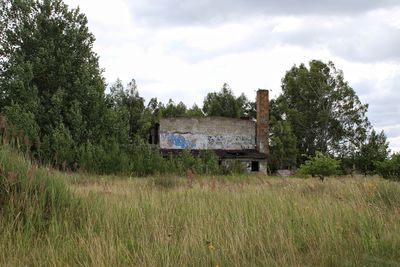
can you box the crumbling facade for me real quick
[150,89,269,173]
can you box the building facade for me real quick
[149,89,269,173]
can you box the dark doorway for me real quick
[251,161,259,172]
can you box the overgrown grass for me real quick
[0,145,83,231]
[1,149,400,266]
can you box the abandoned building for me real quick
[149,89,269,173]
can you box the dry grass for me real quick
[1,173,400,266]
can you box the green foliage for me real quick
[156,100,204,118]
[223,160,247,175]
[199,150,220,175]
[0,0,108,159]
[298,152,341,181]
[176,150,200,173]
[186,104,205,117]
[129,136,168,176]
[167,149,222,176]
[106,79,145,141]
[3,104,39,146]
[41,124,75,167]
[268,116,298,172]
[375,153,400,180]
[355,130,390,175]
[79,140,130,174]
[203,83,254,118]
[277,60,370,164]
[161,99,188,118]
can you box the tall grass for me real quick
[1,167,400,266]
[0,144,83,235]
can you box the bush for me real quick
[168,149,222,176]
[172,149,202,175]
[298,152,340,181]
[129,136,168,176]
[3,104,39,151]
[375,154,400,180]
[199,150,220,175]
[223,160,247,175]
[41,124,75,167]
[79,140,130,174]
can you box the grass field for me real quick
[1,148,400,266]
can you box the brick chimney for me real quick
[256,89,269,156]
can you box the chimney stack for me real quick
[256,89,269,157]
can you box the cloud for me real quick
[132,11,400,65]
[129,0,399,26]
[351,68,400,151]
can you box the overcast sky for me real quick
[64,0,400,152]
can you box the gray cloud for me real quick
[141,11,400,65]
[353,73,400,142]
[248,17,400,64]
[130,0,399,26]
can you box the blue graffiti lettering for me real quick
[165,133,196,149]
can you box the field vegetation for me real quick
[1,146,400,266]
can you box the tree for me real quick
[186,104,204,117]
[268,99,298,172]
[355,130,390,175]
[298,152,341,181]
[106,79,145,142]
[277,60,370,163]
[268,120,298,172]
[203,83,252,118]
[161,99,187,118]
[0,0,107,151]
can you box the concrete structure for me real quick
[159,117,256,150]
[149,89,269,173]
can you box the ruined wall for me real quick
[159,117,256,150]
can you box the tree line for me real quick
[0,0,397,178]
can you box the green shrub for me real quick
[223,160,247,175]
[173,149,202,175]
[298,152,340,181]
[79,140,130,174]
[41,124,75,167]
[199,150,220,175]
[375,153,400,180]
[3,104,39,151]
[129,136,167,176]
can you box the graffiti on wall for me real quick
[207,135,254,149]
[160,132,197,149]
[160,131,255,150]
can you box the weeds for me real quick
[1,147,400,266]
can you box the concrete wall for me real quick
[159,117,256,150]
